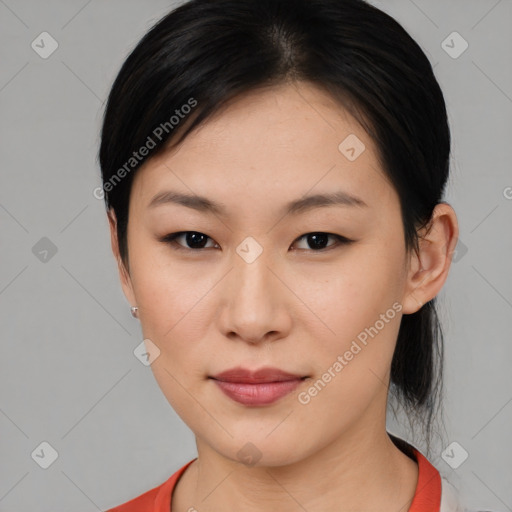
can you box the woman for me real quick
[98,0,491,510]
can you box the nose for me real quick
[218,246,292,345]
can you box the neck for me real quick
[172,425,418,512]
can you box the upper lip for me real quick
[210,366,307,383]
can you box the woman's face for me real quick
[112,81,420,466]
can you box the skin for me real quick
[108,81,459,512]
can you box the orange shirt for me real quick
[105,447,441,512]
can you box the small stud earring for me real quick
[130,306,139,318]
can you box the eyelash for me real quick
[159,231,354,253]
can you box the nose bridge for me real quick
[217,232,293,344]
[219,235,289,341]
[232,236,276,304]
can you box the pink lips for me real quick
[209,366,307,406]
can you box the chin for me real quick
[207,433,314,469]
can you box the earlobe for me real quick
[401,203,459,315]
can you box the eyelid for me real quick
[160,231,355,252]
[159,231,218,251]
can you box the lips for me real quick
[209,366,308,406]
[210,366,307,384]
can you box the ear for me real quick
[401,202,459,314]
[107,208,136,308]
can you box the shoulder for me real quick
[390,436,496,512]
[103,458,196,512]
[104,482,163,512]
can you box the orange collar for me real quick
[409,447,442,512]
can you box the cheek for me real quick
[293,242,404,337]
[292,245,404,395]
[130,244,209,334]
[132,260,211,416]
[295,280,402,432]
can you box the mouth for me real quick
[208,366,310,406]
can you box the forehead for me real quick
[131,81,395,217]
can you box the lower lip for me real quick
[211,379,304,406]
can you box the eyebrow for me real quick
[147,189,368,216]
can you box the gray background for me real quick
[0,0,511,510]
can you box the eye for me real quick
[160,231,353,252]
[160,231,218,251]
[291,232,353,251]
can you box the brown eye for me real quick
[161,231,218,251]
[292,232,353,251]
